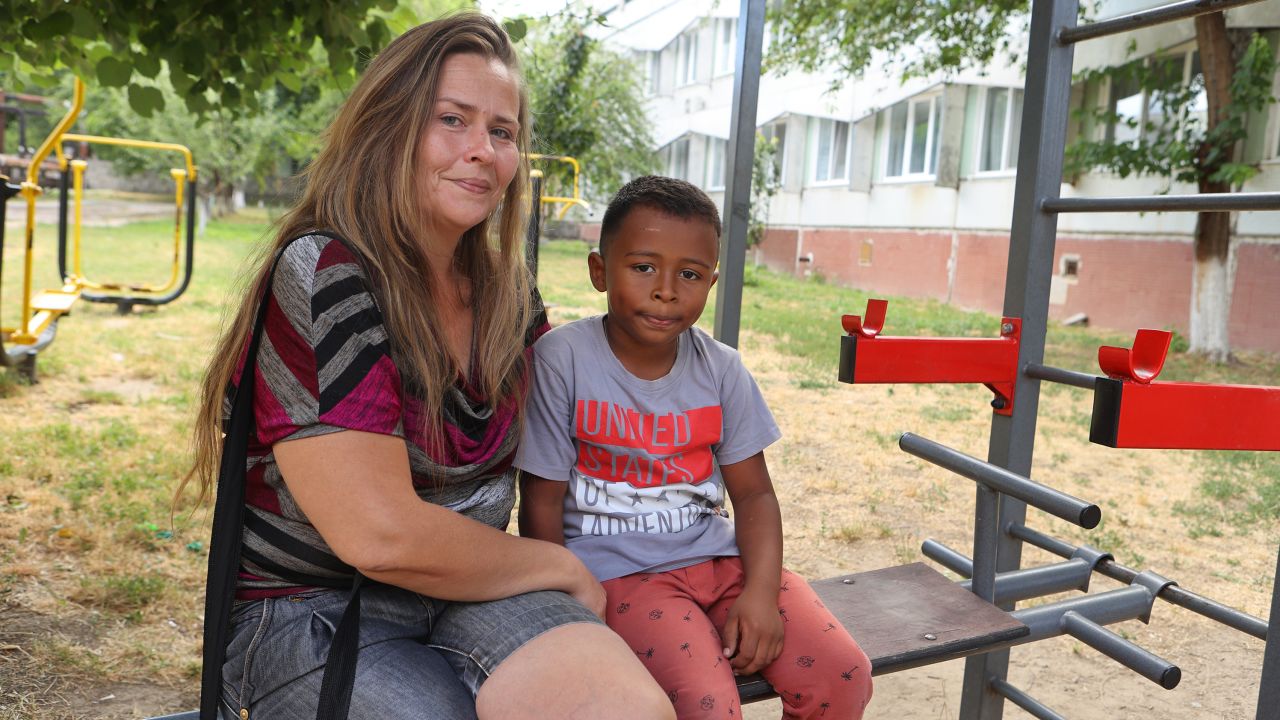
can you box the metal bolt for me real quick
[842,578,855,585]
[991,397,1007,410]
[923,633,937,641]
[1001,322,1014,335]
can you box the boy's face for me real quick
[588,205,719,354]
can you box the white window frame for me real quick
[676,30,699,87]
[705,137,726,190]
[808,118,851,186]
[882,94,942,181]
[976,86,1023,175]
[713,18,736,77]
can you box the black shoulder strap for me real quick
[199,233,366,720]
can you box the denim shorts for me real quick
[221,582,602,719]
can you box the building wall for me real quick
[754,227,1280,355]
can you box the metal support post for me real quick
[1258,546,1280,718]
[526,170,543,281]
[960,0,1078,717]
[712,0,764,348]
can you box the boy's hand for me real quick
[721,585,784,675]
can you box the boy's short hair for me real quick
[598,176,722,256]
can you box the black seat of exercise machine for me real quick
[736,562,1029,703]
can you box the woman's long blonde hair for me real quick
[180,12,534,505]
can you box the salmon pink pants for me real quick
[601,557,872,719]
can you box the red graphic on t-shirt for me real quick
[574,400,721,488]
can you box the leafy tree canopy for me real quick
[0,0,397,116]
[766,0,1031,82]
[520,8,658,211]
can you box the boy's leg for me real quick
[705,561,873,720]
[603,567,743,720]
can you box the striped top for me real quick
[226,234,548,598]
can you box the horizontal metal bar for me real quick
[922,539,973,578]
[899,433,1101,528]
[1025,362,1098,389]
[1043,192,1280,214]
[960,558,1094,605]
[1013,585,1155,642]
[1008,522,1079,556]
[989,678,1066,720]
[1059,0,1265,44]
[1062,611,1181,689]
[1008,523,1268,640]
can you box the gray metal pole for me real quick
[712,0,765,348]
[960,0,1078,717]
[1258,547,1280,718]
[1044,191,1280,213]
[1058,0,1266,45]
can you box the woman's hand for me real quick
[721,585,785,675]
[562,558,607,619]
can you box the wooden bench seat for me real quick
[147,563,1026,719]
[737,562,1029,703]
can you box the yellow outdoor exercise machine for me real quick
[0,77,198,381]
[526,153,592,220]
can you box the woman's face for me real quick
[417,52,521,244]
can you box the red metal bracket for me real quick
[1091,330,1280,450]
[839,299,1022,416]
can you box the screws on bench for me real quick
[842,579,855,585]
[991,397,1007,410]
[923,633,937,641]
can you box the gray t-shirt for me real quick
[515,315,781,581]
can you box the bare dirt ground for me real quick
[0,308,1273,719]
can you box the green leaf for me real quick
[276,70,302,93]
[127,83,165,117]
[66,6,102,38]
[23,11,74,41]
[134,51,161,78]
[96,56,132,87]
[503,18,528,43]
[181,39,206,76]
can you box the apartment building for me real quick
[594,0,1280,353]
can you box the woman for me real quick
[182,13,674,720]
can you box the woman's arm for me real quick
[720,451,786,674]
[518,472,568,545]
[274,429,604,616]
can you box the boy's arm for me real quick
[720,451,785,674]
[519,472,569,545]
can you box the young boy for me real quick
[515,176,872,720]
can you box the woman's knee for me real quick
[478,623,674,720]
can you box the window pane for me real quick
[833,121,849,179]
[816,120,832,181]
[1006,90,1023,169]
[910,99,930,174]
[982,88,1008,172]
[672,138,689,180]
[1110,65,1143,143]
[1188,51,1207,132]
[930,100,941,174]
[1146,55,1184,138]
[773,123,787,184]
[887,103,907,177]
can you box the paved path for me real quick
[2,196,175,228]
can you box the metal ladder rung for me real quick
[1043,192,1280,214]
[1058,0,1266,45]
